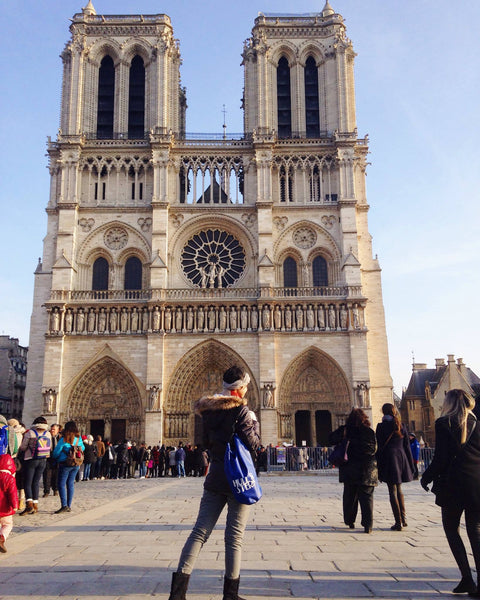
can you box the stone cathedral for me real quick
[24,1,393,446]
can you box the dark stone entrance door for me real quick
[111,419,126,444]
[295,410,311,446]
[90,419,105,440]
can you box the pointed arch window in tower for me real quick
[279,165,294,202]
[277,56,292,138]
[97,56,115,139]
[283,257,298,288]
[309,165,321,202]
[128,56,145,139]
[305,56,320,138]
[92,257,109,291]
[312,256,328,287]
[124,257,142,291]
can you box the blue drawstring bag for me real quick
[224,434,262,505]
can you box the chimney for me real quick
[447,354,455,364]
[413,363,427,371]
[457,358,466,374]
[435,358,445,369]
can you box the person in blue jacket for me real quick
[409,432,420,479]
[52,421,85,514]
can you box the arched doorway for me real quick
[279,347,351,445]
[164,340,259,445]
[66,357,143,443]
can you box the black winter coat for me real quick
[194,393,260,495]
[330,425,378,486]
[83,443,96,465]
[375,420,414,484]
[422,414,480,510]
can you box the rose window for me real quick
[181,229,246,288]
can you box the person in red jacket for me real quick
[0,453,19,552]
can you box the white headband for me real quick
[222,372,250,391]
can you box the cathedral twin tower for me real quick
[25,1,392,445]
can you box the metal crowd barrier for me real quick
[264,445,436,474]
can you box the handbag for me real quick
[224,433,262,505]
[65,439,84,467]
[328,438,350,467]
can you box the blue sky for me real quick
[0,0,478,394]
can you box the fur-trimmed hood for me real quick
[194,393,247,416]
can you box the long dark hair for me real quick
[62,420,79,445]
[441,389,475,444]
[345,407,370,435]
[382,403,403,437]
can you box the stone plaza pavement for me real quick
[0,472,473,600]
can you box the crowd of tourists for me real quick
[1,385,480,600]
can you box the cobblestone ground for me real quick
[0,472,473,599]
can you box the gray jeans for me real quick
[177,488,251,579]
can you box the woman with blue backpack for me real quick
[18,416,52,515]
[52,421,85,514]
[167,365,260,600]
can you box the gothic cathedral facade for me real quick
[24,1,392,446]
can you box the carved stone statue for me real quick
[120,307,128,332]
[262,305,271,330]
[87,309,96,333]
[317,305,325,329]
[131,307,138,331]
[219,307,227,330]
[251,306,258,330]
[208,307,216,330]
[76,308,85,333]
[340,305,348,329]
[187,307,194,331]
[98,308,107,333]
[263,385,275,409]
[51,308,60,333]
[176,307,183,331]
[328,305,336,329]
[229,306,237,331]
[296,305,304,330]
[197,306,205,331]
[152,307,161,330]
[164,308,171,331]
[306,305,315,330]
[64,309,73,333]
[148,386,160,410]
[240,306,248,330]
[110,307,118,332]
[142,307,149,331]
[285,306,292,329]
[199,265,208,288]
[274,305,282,330]
[353,304,360,329]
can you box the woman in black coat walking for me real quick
[421,389,480,596]
[375,403,414,531]
[168,365,260,600]
[330,408,378,533]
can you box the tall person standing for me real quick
[167,365,260,600]
[375,403,414,531]
[421,389,480,596]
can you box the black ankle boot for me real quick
[168,572,190,600]
[452,576,476,594]
[223,576,247,600]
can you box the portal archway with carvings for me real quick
[65,357,143,443]
[164,340,259,444]
[278,347,351,445]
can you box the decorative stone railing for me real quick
[49,285,362,303]
[45,297,366,337]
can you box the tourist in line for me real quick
[94,435,105,479]
[43,423,60,496]
[19,416,52,515]
[82,435,96,480]
[175,442,186,478]
[52,421,85,514]
[0,453,18,553]
[375,403,414,531]
[330,407,378,533]
[421,389,480,596]
[167,365,260,600]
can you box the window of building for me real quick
[279,166,294,202]
[277,56,291,138]
[305,56,319,137]
[92,257,109,290]
[124,256,142,290]
[309,165,321,202]
[312,256,328,286]
[128,55,145,139]
[97,56,115,139]
[283,257,298,288]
